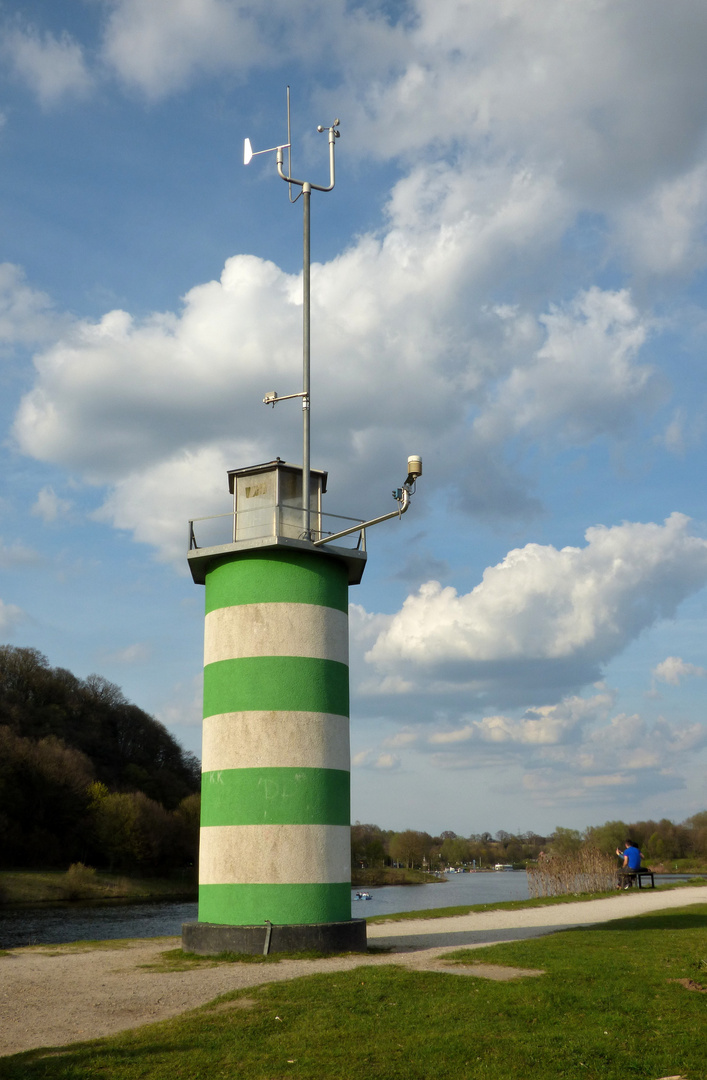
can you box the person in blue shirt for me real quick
[616,840,643,886]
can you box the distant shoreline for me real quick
[0,869,196,907]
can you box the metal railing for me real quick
[188,503,366,552]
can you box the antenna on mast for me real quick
[244,88,340,539]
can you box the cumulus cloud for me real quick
[0,598,25,634]
[12,224,659,561]
[100,0,267,98]
[361,688,707,809]
[615,163,707,277]
[517,709,707,807]
[473,288,658,447]
[365,514,707,700]
[428,693,613,749]
[0,264,64,347]
[3,25,91,106]
[345,1,707,190]
[31,486,72,524]
[352,749,401,770]
[652,656,707,686]
[0,539,42,568]
[92,444,258,565]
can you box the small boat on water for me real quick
[354,891,372,900]
[494,864,514,871]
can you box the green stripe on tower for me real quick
[199,882,352,925]
[205,549,348,614]
[203,656,349,717]
[200,766,350,826]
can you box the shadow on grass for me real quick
[20,1038,198,1073]
[579,907,707,934]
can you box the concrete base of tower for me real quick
[182,918,367,956]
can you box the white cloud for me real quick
[615,163,707,277]
[100,642,152,665]
[4,26,91,106]
[12,218,660,561]
[13,258,299,480]
[365,514,707,698]
[653,656,707,686]
[473,288,658,447]
[382,731,419,749]
[658,410,687,456]
[0,598,25,634]
[31,486,72,524]
[92,444,256,566]
[0,538,42,568]
[345,1,707,193]
[429,693,613,748]
[100,0,270,98]
[352,749,401,770]
[0,264,64,347]
[356,684,707,811]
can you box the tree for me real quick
[388,830,433,869]
[91,790,180,872]
[440,836,471,866]
[583,820,629,855]
[550,826,582,855]
[0,725,94,867]
[351,823,387,868]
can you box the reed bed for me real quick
[527,846,618,897]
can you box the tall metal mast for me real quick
[246,88,339,538]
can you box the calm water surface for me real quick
[0,872,701,949]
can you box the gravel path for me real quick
[2,885,705,1057]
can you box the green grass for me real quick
[138,947,372,972]
[0,870,196,905]
[367,875,707,922]
[351,867,442,886]
[2,903,707,1079]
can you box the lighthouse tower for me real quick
[182,459,368,955]
[181,95,420,955]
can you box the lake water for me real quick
[0,872,701,949]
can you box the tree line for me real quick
[352,813,707,872]
[3,645,706,878]
[0,646,200,873]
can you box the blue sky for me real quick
[1,0,707,836]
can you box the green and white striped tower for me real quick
[183,459,368,955]
[182,101,420,954]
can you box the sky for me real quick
[1,0,707,838]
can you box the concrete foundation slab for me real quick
[182,919,367,956]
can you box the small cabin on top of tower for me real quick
[187,457,367,587]
[227,458,327,543]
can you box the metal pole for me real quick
[302,183,311,537]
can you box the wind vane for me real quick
[244,87,421,540]
[244,87,339,539]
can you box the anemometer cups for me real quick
[406,455,422,487]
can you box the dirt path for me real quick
[2,885,705,1057]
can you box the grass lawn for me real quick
[2,903,706,1079]
[0,870,196,905]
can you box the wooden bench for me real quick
[618,870,655,889]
